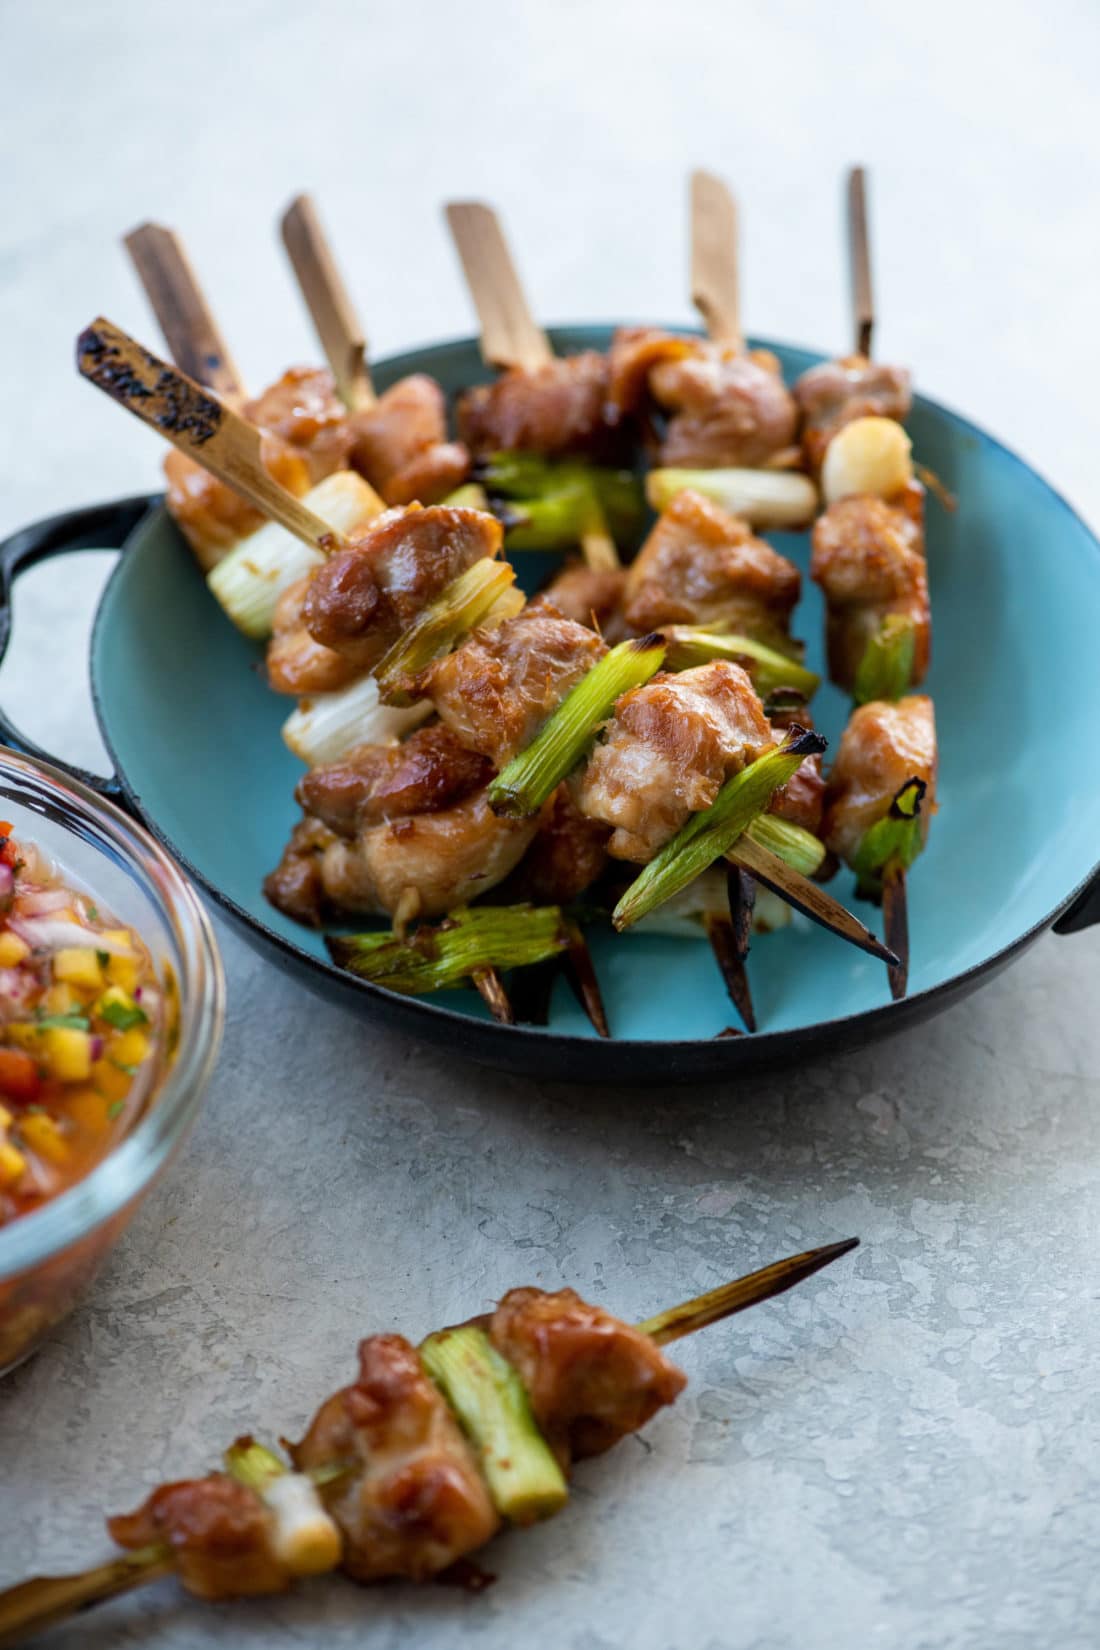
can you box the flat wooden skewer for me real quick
[0,1237,857,1647]
[445,200,620,573]
[75,318,345,554]
[690,168,743,349]
[281,193,376,412]
[123,223,245,402]
[847,165,874,360]
[882,866,908,1001]
[728,835,899,966]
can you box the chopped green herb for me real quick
[110,1060,138,1077]
[107,1100,125,1120]
[96,950,110,968]
[33,1012,91,1032]
[98,998,148,1032]
[86,903,99,921]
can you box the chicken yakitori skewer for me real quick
[0,1239,859,1647]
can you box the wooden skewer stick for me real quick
[561,922,610,1038]
[472,966,515,1024]
[847,166,874,359]
[281,194,376,412]
[75,319,346,554]
[0,1237,858,1647]
[445,201,619,573]
[882,865,909,1000]
[123,223,245,402]
[705,877,756,1033]
[690,169,743,349]
[729,834,900,967]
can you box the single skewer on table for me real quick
[0,1237,859,1648]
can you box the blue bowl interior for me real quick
[91,328,1100,1042]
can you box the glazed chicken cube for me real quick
[489,1287,686,1463]
[543,561,629,638]
[348,374,469,506]
[622,489,801,642]
[795,355,912,473]
[292,1333,500,1583]
[822,696,937,866]
[302,504,503,672]
[501,783,611,905]
[416,598,607,767]
[108,1474,291,1601]
[296,724,493,837]
[810,487,930,691]
[576,660,774,862]
[457,352,616,459]
[266,575,366,696]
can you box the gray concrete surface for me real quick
[2,3,1099,1646]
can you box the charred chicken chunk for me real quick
[795,355,912,473]
[501,783,611,905]
[623,489,801,641]
[417,598,607,767]
[250,366,355,481]
[349,374,469,505]
[266,575,366,696]
[297,725,493,836]
[810,487,930,691]
[263,816,341,928]
[543,561,628,638]
[109,1475,289,1601]
[302,504,502,671]
[489,1288,687,1463]
[823,696,937,866]
[457,352,614,459]
[577,660,774,862]
[293,1333,500,1583]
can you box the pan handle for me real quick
[0,496,155,807]
[1053,871,1100,935]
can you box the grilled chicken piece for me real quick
[795,355,912,473]
[823,696,937,866]
[349,374,469,505]
[293,1333,500,1583]
[251,366,354,481]
[266,576,365,696]
[607,328,798,469]
[457,352,617,459]
[263,816,341,927]
[623,489,801,642]
[810,486,930,691]
[489,1288,686,1463]
[543,561,629,638]
[302,504,502,671]
[502,783,611,904]
[577,660,774,862]
[417,599,606,767]
[109,1475,289,1601]
[297,725,493,836]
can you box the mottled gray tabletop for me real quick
[2,3,1100,1647]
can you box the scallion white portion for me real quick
[282,675,431,768]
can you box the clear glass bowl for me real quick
[0,748,224,1374]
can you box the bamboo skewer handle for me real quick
[76,319,346,553]
[690,169,743,349]
[445,201,553,373]
[281,194,375,412]
[847,166,874,359]
[728,834,899,966]
[123,223,245,402]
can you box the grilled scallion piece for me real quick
[479,452,644,553]
[420,1326,568,1524]
[327,905,570,995]
[646,466,817,530]
[850,777,928,898]
[488,634,668,817]
[853,614,917,705]
[613,728,827,930]
[373,558,523,704]
[661,626,820,700]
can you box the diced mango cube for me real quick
[0,932,29,968]
[53,948,104,990]
[99,929,132,950]
[0,1104,10,1130]
[91,1058,131,1102]
[111,1029,149,1069]
[65,1087,111,1132]
[0,1140,26,1187]
[6,1023,41,1051]
[44,1027,93,1083]
[43,982,80,1016]
[19,1112,69,1165]
[105,955,140,993]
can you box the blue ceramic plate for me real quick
[3,327,1099,1080]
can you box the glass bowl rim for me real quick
[0,745,224,1283]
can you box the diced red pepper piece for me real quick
[0,1047,42,1104]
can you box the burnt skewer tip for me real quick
[638,1237,860,1345]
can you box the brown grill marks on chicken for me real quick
[623,489,801,641]
[457,352,617,459]
[302,504,502,668]
[292,1334,499,1584]
[577,660,774,862]
[298,726,493,837]
[349,375,470,505]
[810,485,930,691]
[108,1475,288,1601]
[823,695,937,866]
[501,784,611,905]
[489,1288,686,1463]
[607,328,798,469]
[265,576,366,696]
[417,599,607,767]
[795,354,912,472]
[263,816,341,927]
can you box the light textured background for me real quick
[2,2,1100,1646]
